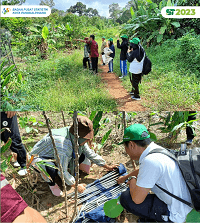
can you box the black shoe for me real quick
[107,71,111,73]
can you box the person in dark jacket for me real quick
[117,35,129,78]
[127,37,145,100]
[107,38,115,73]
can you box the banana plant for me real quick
[29,23,56,59]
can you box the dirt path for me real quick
[99,66,146,111]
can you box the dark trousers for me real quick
[120,190,170,222]
[83,57,90,69]
[130,73,142,98]
[91,57,98,73]
[186,111,196,140]
[1,112,27,168]
[45,153,86,186]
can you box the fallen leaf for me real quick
[36,191,46,195]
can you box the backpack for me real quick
[147,144,200,211]
[142,56,152,75]
[139,45,152,75]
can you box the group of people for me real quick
[1,112,196,222]
[76,34,147,100]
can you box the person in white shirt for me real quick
[117,124,192,223]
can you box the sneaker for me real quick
[131,96,141,101]
[14,161,20,167]
[129,92,134,95]
[49,184,63,196]
[185,139,193,145]
[18,168,28,176]
[107,71,111,73]
[119,75,124,79]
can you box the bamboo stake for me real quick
[42,111,68,219]
[61,111,66,127]
[70,111,79,222]
[122,111,126,131]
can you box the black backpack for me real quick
[142,55,152,75]
[139,45,152,75]
[147,144,200,211]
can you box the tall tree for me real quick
[2,0,25,5]
[68,2,87,16]
[40,0,55,8]
[84,8,99,17]
[109,3,121,22]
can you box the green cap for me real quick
[118,124,150,145]
[108,38,113,42]
[120,34,128,39]
[130,37,140,45]
[102,36,106,39]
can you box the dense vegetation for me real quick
[1,0,199,110]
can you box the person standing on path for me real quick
[1,112,27,176]
[117,35,129,79]
[75,35,99,74]
[82,37,91,69]
[127,38,145,101]
[101,36,107,65]
[107,38,115,73]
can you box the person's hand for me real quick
[5,111,17,118]
[117,38,119,41]
[116,175,127,184]
[105,164,119,171]
[77,183,86,193]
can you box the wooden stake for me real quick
[43,111,68,219]
[61,111,66,127]
[70,111,79,222]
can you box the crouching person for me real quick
[30,116,117,197]
[117,124,192,223]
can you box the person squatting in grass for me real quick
[1,112,27,176]
[107,38,115,73]
[117,34,129,79]
[76,35,99,74]
[117,124,192,223]
[127,37,146,101]
[1,173,47,223]
[101,36,107,65]
[29,116,117,197]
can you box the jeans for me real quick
[130,73,142,98]
[120,60,127,76]
[120,189,171,222]
[1,112,27,168]
[108,59,114,72]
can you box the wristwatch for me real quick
[128,176,137,181]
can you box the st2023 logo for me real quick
[161,6,200,18]
[166,8,196,16]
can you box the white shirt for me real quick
[136,142,192,223]
[129,53,145,74]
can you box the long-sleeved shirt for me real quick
[101,41,107,53]
[109,44,115,59]
[117,39,128,60]
[30,127,106,186]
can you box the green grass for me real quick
[18,49,117,110]
[113,37,200,110]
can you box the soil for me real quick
[3,112,200,223]
[99,66,147,112]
